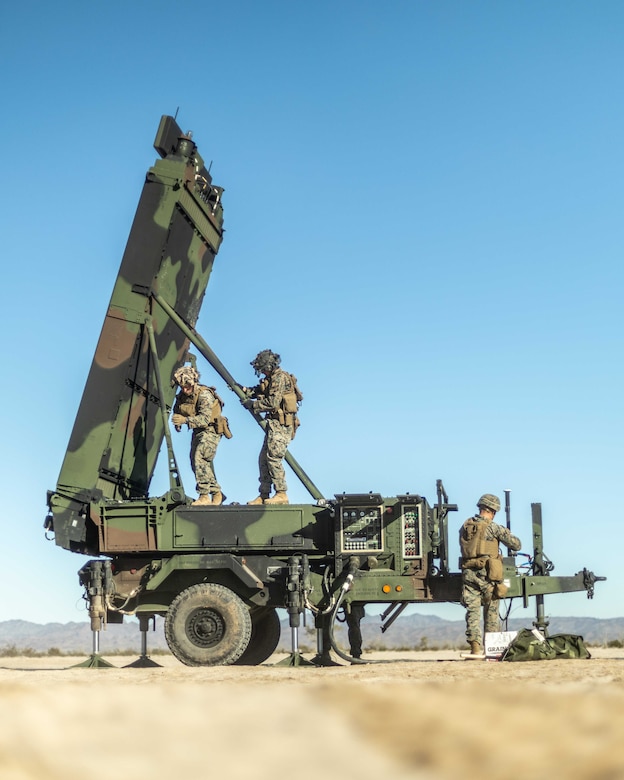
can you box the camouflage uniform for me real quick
[173,384,222,495]
[460,517,521,645]
[251,368,295,495]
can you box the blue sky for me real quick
[0,1,621,627]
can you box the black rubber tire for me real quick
[164,583,252,666]
[233,608,281,666]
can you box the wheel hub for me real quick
[186,608,225,648]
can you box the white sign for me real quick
[484,631,518,660]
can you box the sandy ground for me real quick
[1,648,624,780]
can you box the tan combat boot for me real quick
[468,641,485,659]
[211,491,224,506]
[247,495,268,505]
[191,494,212,506]
[265,491,289,505]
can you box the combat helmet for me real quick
[173,365,200,387]
[477,493,501,513]
[251,349,281,376]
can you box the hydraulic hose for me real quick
[326,561,437,666]
[328,587,368,665]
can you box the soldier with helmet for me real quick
[171,365,231,507]
[459,493,521,659]
[242,349,302,505]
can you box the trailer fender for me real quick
[145,554,266,593]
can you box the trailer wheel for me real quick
[165,583,252,666]
[233,607,281,666]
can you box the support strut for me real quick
[275,556,314,666]
[124,615,163,668]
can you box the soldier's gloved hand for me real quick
[241,398,255,410]
[171,414,187,426]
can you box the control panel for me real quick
[400,503,423,559]
[335,493,384,553]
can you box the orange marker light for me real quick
[382,584,391,594]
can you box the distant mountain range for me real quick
[1,613,623,656]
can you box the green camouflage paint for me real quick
[48,116,224,553]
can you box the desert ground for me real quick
[1,647,623,780]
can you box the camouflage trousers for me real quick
[190,428,221,495]
[461,568,500,645]
[258,419,293,494]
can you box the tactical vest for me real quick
[281,373,303,414]
[279,372,302,433]
[459,516,499,563]
[176,385,232,438]
[258,371,303,432]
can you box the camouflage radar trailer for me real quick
[45,115,605,666]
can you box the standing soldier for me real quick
[242,349,302,505]
[171,365,231,507]
[459,493,521,659]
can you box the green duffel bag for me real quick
[547,633,591,659]
[502,628,557,662]
[502,628,591,661]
